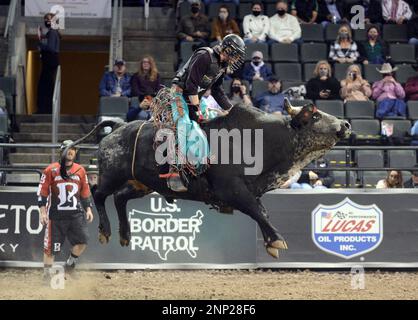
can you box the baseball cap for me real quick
[269,76,280,83]
[412,164,418,176]
[252,51,263,59]
[114,59,126,66]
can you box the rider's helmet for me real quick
[219,34,246,73]
[60,140,76,154]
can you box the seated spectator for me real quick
[130,56,162,98]
[268,0,302,44]
[127,95,152,121]
[403,165,418,188]
[340,65,372,102]
[255,77,287,115]
[382,0,412,24]
[291,158,334,189]
[359,25,390,65]
[317,0,346,26]
[211,5,240,42]
[329,24,360,64]
[306,60,341,100]
[290,0,318,24]
[201,89,221,110]
[242,51,273,83]
[242,2,269,44]
[405,63,418,100]
[407,5,418,45]
[376,170,403,188]
[228,78,253,107]
[99,59,131,97]
[373,63,406,118]
[343,0,384,25]
[177,1,210,47]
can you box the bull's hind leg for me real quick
[114,181,151,247]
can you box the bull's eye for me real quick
[312,113,321,121]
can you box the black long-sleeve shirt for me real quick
[39,29,60,53]
[305,77,341,101]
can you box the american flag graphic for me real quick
[321,211,332,219]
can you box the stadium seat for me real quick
[395,64,418,83]
[274,63,302,81]
[251,80,268,98]
[364,64,383,83]
[407,101,418,120]
[180,41,200,62]
[0,114,8,135]
[390,44,416,63]
[222,79,232,95]
[356,150,385,168]
[334,63,362,81]
[244,42,269,61]
[350,119,381,140]
[300,43,328,63]
[324,149,351,167]
[345,101,375,119]
[325,23,340,42]
[315,100,344,118]
[282,81,305,91]
[383,24,408,43]
[266,3,276,17]
[0,77,16,96]
[270,43,299,62]
[362,171,384,188]
[332,171,357,188]
[353,25,372,42]
[303,63,316,81]
[381,120,411,138]
[289,99,313,107]
[208,3,236,19]
[99,96,129,120]
[388,150,417,169]
[238,3,252,19]
[301,24,324,42]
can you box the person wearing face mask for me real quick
[36,13,61,114]
[290,0,319,25]
[177,1,210,47]
[268,0,301,44]
[211,5,240,43]
[317,0,347,26]
[340,65,372,102]
[382,0,412,24]
[242,51,273,84]
[373,63,406,118]
[228,78,253,107]
[329,24,359,64]
[306,61,341,101]
[255,77,287,115]
[359,25,390,65]
[99,59,132,97]
[243,2,270,44]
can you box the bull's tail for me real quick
[60,119,125,179]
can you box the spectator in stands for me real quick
[255,77,287,115]
[358,25,390,65]
[373,63,407,118]
[329,24,360,63]
[127,95,152,121]
[177,1,210,47]
[228,78,253,107]
[405,63,418,100]
[242,2,270,44]
[407,5,418,45]
[317,0,346,26]
[37,13,61,114]
[242,51,273,84]
[211,5,240,43]
[343,0,384,25]
[268,0,302,44]
[403,165,418,188]
[131,56,161,98]
[291,158,334,189]
[99,59,131,97]
[382,0,413,24]
[201,89,221,110]
[290,0,318,24]
[306,60,341,100]
[376,170,403,188]
[340,65,372,102]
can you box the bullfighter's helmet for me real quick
[220,34,246,73]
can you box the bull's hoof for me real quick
[270,239,288,250]
[98,232,111,244]
[119,238,130,247]
[266,247,279,259]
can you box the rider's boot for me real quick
[159,168,188,192]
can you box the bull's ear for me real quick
[284,98,297,118]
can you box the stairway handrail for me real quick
[51,66,62,162]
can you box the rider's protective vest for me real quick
[172,47,225,98]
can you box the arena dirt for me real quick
[0,269,417,300]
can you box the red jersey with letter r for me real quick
[37,162,91,220]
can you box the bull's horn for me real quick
[284,98,297,117]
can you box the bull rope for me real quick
[131,121,148,181]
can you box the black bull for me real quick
[62,99,351,258]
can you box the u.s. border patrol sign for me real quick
[311,197,383,259]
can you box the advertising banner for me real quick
[25,0,112,18]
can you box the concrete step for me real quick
[123,17,175,32]
[124,29,176,39]
[12,132,97,143]
[122,7,175,19]
[19,122,95,134]
[9,153,95,164]
[16,114,97,125]
[123,39,176,62]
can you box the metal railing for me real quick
[51,66,62,162]
[109,0,123,71]
[3,0,17,39]
[3,0,19,76]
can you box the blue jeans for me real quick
[267,38,303,45]
[376,99,407,118]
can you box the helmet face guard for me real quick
[221,35,246,73]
